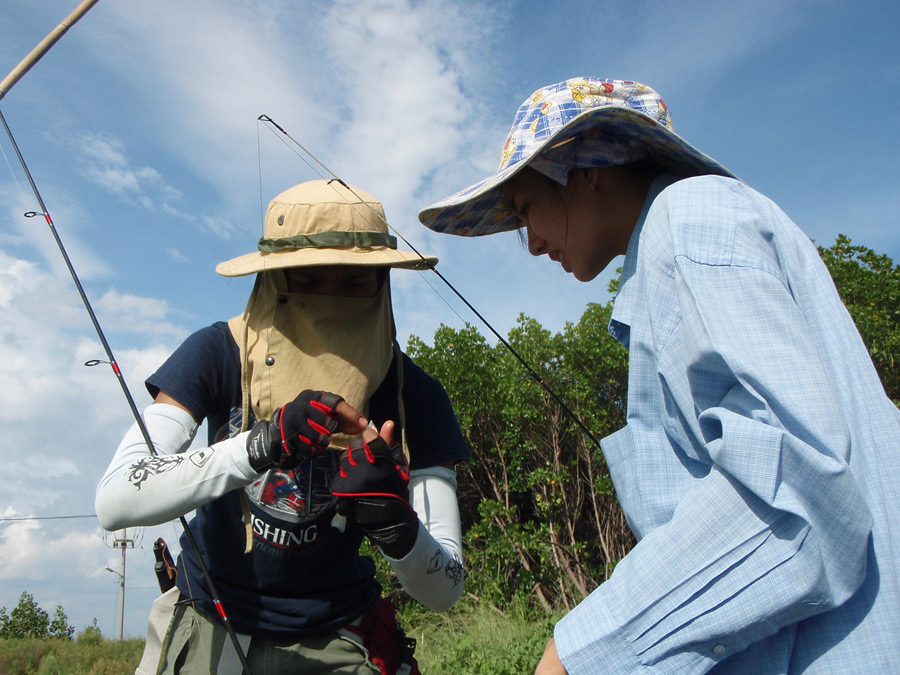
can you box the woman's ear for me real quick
[576,166,600,192]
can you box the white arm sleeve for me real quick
[385,465,464,612]
[95,403,259,530]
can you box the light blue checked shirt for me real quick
[555,175,900,673]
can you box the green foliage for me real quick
[0,635,143,675]
[76,618,103,646]
[394,235,900,618]
[0,592,72,641]
[407,301,634,613]
[391,236,900,618]
[37,652,62,675]
[49,607,75,641]
[399,595,560,674]
[0,639,54,675]
[818,235,900,405]
[0,595,125,673]
[6,237,895,671]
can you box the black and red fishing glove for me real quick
[246,390,343,471]
[330,436,419,558]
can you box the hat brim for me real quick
[216,247,438,277]
[418,106,736,237]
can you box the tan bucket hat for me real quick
[217,179,437,277]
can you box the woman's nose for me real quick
[528,230,547,256]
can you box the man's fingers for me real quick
[379,420,395,446]
[333,400,368,434]
[359,420,394,445]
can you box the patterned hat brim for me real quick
[418,106,735,237]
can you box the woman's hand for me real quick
[535,638,569,675]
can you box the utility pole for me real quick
[104,528,134,640]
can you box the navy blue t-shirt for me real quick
[146,321,469,637]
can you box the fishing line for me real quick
[1,1,249,667]
[0,514,97,522]
[404,266,470,328]
[257,114,605,453]
[0,107,253,675]
[0,138,29,202]
[256,122,470,337]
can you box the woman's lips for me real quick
[550,250,570,272]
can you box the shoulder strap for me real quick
[393,341,409,464]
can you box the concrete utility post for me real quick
[105,528,134,640]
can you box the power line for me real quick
[0,514,97,522]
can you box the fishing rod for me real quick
[0,4,252,672]
[0,0,99,101]
[258,113,605,454]
[0,109,250,672]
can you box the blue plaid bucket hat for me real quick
[418,77,736,237]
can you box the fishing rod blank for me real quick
[0,108,253,674]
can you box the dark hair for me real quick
[513,158,667,248]
[617,156,670,181]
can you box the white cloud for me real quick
[3,0,897,641]
[75,131,186,212]
[0,518,106,583]
[83,0,332,213]
[0,180,112,281]
[75,0,504,252]
[199,214,241,241]
[0,249,185,513]
[0,246,191,633]
[166,248,189,263]
[93,289,186,342]
[0,510,183,637]
[319,0,498,213]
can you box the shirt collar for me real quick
[608,174,683,345]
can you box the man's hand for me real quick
[246,390,367,472]
[535,638,569,675]
[330,421,419,558]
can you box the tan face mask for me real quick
[228,270,394,448]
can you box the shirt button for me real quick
[265,356,275,366]
[277,294,288,304]
[713,645,726,655]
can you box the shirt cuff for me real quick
[554,588,644,674]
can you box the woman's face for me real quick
[502,165,649,282]
[284,265,383,297]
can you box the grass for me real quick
[0,597,559,674]
[399,595,561,674]
[0,636,143,675]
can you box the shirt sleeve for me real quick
[385,466,464,611]
[556,231,873,671]
[398,354,471,469]
[145,322,236,422]
[95,403,259,529]
[97,324,253,529]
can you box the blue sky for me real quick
[1,0,898,639]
